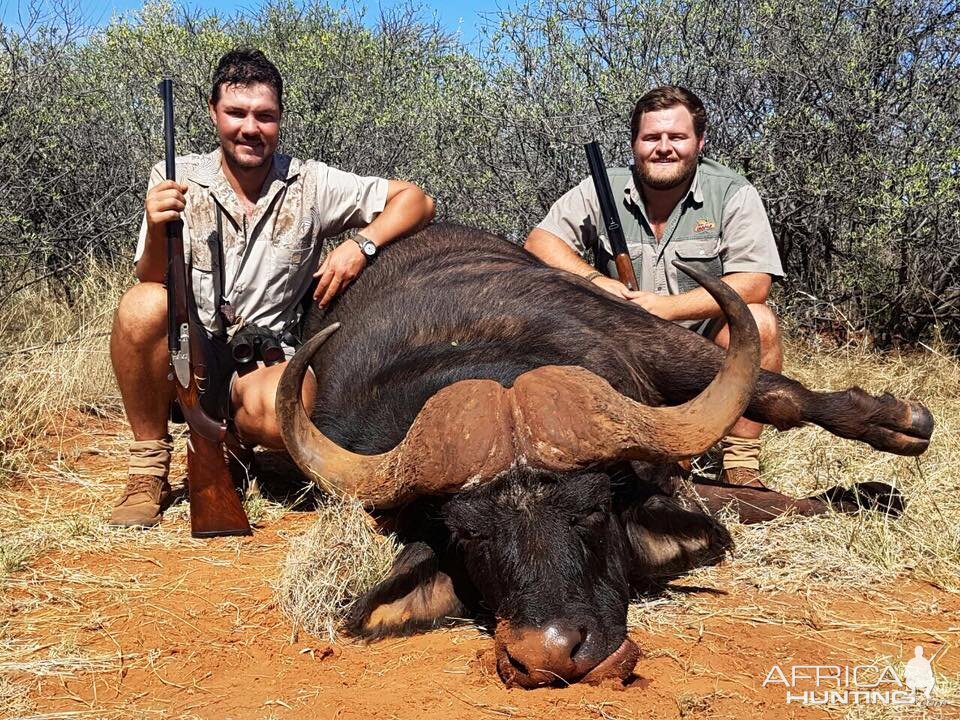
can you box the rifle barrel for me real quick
[584,142,639,290]
[158,79,180,353]
[159,79,177,182]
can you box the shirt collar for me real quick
[185,147,301,189]
[689,161,704,205]
[187,147,301,226]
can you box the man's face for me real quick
[209,82,281,170]
[632,105,705,191]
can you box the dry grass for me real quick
[274,498,400,643]
[0,673,34,719]
[724,338,960,593]
[0,262,126,486]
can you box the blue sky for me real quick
[1,0,512,43]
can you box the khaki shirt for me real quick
[538,158,783,298]
[135,148,388,336]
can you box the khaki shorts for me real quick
[693,317,725,340]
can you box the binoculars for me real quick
[228,325,285,365]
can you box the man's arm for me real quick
[524,227,597,276]
[135,178,188,283]
[527,225,772,318]
[631,272,772,321]
[524,228,637,300]
[313,179,435,307]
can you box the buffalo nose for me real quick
[503,622,586,683]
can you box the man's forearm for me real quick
[524,228,597,277]
[135,226,168,283]
[656,272,772,321]
[360,183,435,247]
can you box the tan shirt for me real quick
[537,159,783,297]
[135,148,388,336]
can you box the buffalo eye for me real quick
[572,508,607,529]
[454,527,487,544]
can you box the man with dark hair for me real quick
[109,47,435,527]
[525,85,783,487]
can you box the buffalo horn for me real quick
[509,260,760,466]
[276,322,523,508]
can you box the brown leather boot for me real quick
[720,466,766,489]
[109,474,172,528]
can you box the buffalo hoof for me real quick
[862,395,934,457]
[813,481,906,518]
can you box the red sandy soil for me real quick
[4,414,959,719]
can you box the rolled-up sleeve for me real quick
[720,184,784,278]
[313,162,389,236]
[536,177,600,256]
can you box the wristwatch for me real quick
[352,233,378,262]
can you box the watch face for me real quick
[361,240,377,257]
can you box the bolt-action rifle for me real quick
[159,78,252,538]
[584,142,639,291]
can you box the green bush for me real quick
[0,0,956,348]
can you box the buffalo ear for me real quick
[620,495,733,587]
[344,542,465,639]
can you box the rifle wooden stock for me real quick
[614,255,638,289]
[159,78,251,539]
[187,431,253,538]
[584,141,640,291]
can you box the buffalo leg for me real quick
[745,376,933,456]
[691,477,906,524]
[630,322,933,458]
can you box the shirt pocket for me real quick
[673,236,722,292]
[186,231,221,331]
[272,214,315,269]
[190,266,218,331]
[270,215,318,308]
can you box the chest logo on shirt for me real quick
[694,219,716,233]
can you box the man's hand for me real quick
[627,290,674,320]
[145,180,188,230]
[591,275,636,300]
[590,275,653,305]
[136,180,189,282]
[313,239,367,308]
[587,274,675,319]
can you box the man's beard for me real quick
[635,154,698,190]
[224,142,270,170]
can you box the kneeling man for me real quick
[110,48,435,527]
[524,85,782,487]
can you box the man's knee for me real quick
[746,303,782,372]
[114,282,168,346]
[232,366,284,448]
[712,303,782,367]
[747,303,781,348]
[236,381,275,422]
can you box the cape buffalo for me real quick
[275,224,933,688]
